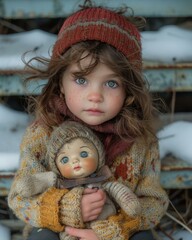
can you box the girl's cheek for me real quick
[65,95,78,109]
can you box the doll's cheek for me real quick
[83,157,98,173]
[58,164,73,178]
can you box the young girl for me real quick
[8,3,169,240]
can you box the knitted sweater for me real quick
[8,121,169,239]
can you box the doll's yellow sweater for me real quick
[8,121,169,239]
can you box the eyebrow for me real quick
[69,65,119,78]
[105,73,119,78]
[57,145,91,157]
[80,145,91,150]
[57,151,66,158]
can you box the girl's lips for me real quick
[85,109,104,114]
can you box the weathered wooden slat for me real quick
[0,219,24,231]
[1,0,192,18]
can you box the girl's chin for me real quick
[80,118,106,126]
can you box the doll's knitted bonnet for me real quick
[46,121,105,175]
[52,6,142,72]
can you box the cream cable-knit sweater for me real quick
[8,121,169,239]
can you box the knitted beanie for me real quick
[46,121,105,175]
[52,7,142,72]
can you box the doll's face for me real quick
[56,138,99,179]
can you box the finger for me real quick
[83,205,103,219]
[89,206,103,215]
[85,213,101,222]
[65,227,85,238]
[83,190,106,204]
[82,197,105,214]
[82,203,103,222]
[88,199,105,210]
[83,188,98,194]
[93,189,106,202]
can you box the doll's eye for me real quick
[80,151,88,158]
[60,156,69,164]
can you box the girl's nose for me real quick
[88,92,103,103]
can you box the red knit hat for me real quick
[52,7,142,72]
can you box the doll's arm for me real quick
[15,171,57,197]
[102,181,141,217]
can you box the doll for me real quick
[46,121,141,240]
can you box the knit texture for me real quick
[16,171,57,197]
[52,7,142,72]
[91,210,141,239]
[102,181,141,217]
[8,121,169,238]
[59,187,84,228]
[39,187,68,232]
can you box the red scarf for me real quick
[51,96,134,166]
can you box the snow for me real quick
[141,25,192,63]
[0,103,30,171]
[157,121,192,165]
[0,29,56,70]
[158,229,192,240]
[0,224,11,240]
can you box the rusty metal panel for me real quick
[144,63,192,92]
[160,170,192,189]
[160,157,192,189]
[0,172,14,196]
[0,75,44,95]
[161,163,192,189]
[0,0,192,19]
[144,68,192,92]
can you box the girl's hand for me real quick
[65,226,99,240]
[81,188,106,222]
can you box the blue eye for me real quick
[76,77,87,85]
[106,80,118,88]
[60,156,69,164]
[80,151,88,158]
